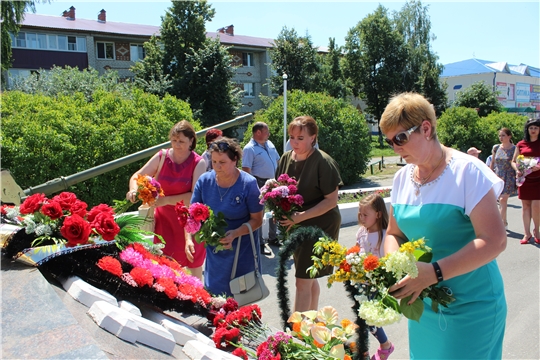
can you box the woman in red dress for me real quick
[127,120,207,279]
[512,118,540,244]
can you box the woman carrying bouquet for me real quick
[126,120,206,279]
[380,93,507,359]
[511,118,540,244]
[276,116,343,313]
[185,137,264,296]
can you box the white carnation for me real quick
[384,251,418,280]
[358,300,402,327]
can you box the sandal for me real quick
[520,236,532,245]
[371,344,394,360]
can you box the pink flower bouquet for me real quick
[175,201,228,252]
[516,155,540,187]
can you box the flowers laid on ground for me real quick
[309,238,455,326]
[4,192,123,247]
[515,155,540,187]
[259,174,304,240]
[175,200,228,252]
[97,242,212,307]
[211,303,262,349]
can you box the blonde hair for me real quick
[358,193,389,251]
[288,116,318,147]
[380,92,437,140]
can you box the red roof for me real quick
[22,13,160,37]
[207,31,274,49]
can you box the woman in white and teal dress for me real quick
[380,93,507,359]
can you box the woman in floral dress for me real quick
[490,127,516,229]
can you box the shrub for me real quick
[1,90,197,207]
[248,90,371,185]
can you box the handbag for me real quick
[229,222,270,306]
[138,149,166,232]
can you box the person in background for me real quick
[485,155,493,168]
[276,116,343,312]
[185,137,264,296]
[127,120,206,279]
[242,122,280,255]
[202,129,223,172]
[466,146,481,158]
[356,193,394,360]
[381,93,506,359]
[511,118,540,244]
[489,128,516,230]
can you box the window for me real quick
[77,37,86,52]
[242,52,254,67]
[243,83,255,97]
[16,32,26,47]
[37,34,47,49]
[57,35,67,50]
[97,42,114,59]
[47,35,57,49]
[130,44,145,62]
[68,36,77,51]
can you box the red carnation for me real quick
[19,193,47,214]
[52,192,77,210]
[70,200,88,218]
[40,201,64,220]
[91,212,120,241]
[363,254,380,271]
[60,214,92,247]
[189,202,210,222]
[156,277,178,299]
[175,200,189,227]
[97,256,123,277]
[130,267,154,287]
[279,199,291,212]
[232,347,248,360]
[87,203,115,222]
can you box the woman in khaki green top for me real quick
[276,115,343,312]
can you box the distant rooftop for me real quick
[442,58,540,78]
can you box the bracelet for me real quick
[432,261,444,283]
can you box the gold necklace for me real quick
[216,170,238,202]
[413,148,446,196]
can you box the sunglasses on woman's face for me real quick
[384,125,419,147]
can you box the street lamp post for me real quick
[283,73,288,153]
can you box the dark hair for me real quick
[209,137,243,163]
[169,120,197,150]
[287,116,318,146]
[252,122,268,134]
[524,118,540,142]
[205,128,223,146]
[358,193,389,252]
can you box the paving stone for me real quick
[141,308,214,346]
[87,301,139,343]
[118,300,141,316]
[183,340,240,360]
[61,276,117,308]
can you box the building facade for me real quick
[441,58,540,117]
[7,8,275,115]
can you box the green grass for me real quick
[337,188,391,204]
[369,136,397,158]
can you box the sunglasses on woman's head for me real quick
[385,125,419,147]
[211,141,231,152]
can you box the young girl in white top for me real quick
[356,193,394,360]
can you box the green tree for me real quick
[253,90,372,185]
[160,0,238,126]
[437,106,482,154]
[453,81,503,117]
[343,5,407,145]
[269,27,319,94]
[317,38,349,99]
[478,112,528,154]
[393,0,447,115]
[130,35,172,97]
[1,1,37,84]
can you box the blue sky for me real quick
[34,1,540,68]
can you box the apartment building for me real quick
[7,7,275,114]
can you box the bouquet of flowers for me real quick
[515,155,540,187]
[174,201,228,252]
[259,174,304,241]
[135,174,165,206]
[309,238,455,326]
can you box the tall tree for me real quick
[268,27,319,94]
[343,5,407,145]
[453,81,503,117]
[130,35,172,97]
[1,1,37,84]
[318,38,349,99]
[393,0,447,114]
[159,0,239,125]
